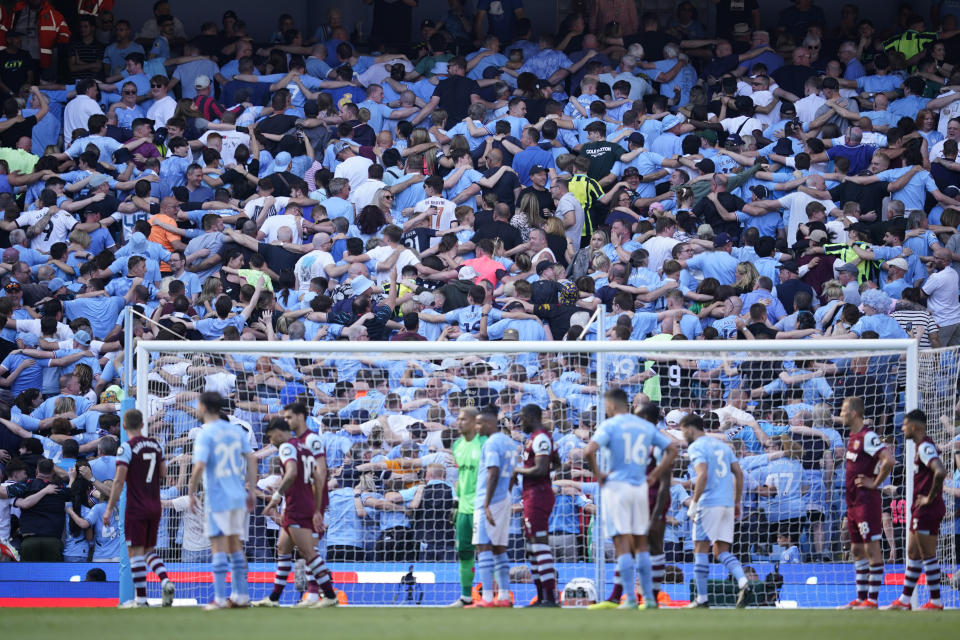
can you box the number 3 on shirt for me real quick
[714,449,729,478]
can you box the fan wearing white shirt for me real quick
[293,233,347,292]
[16,191,78,253]
[333,142,373,192]
[342,225,419,286]
[720,96,764,140]
[62,78,104,147]
[409,175,456,240]
[145,74,177,127]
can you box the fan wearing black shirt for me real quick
[472,202,522,251]
[412,56,481,126]
[692,173,744,240]
[478,149,521,210]
[518,165,554,215]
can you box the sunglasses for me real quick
[122,89,136,94]
[384,195,394,199]
[151,83,164,88]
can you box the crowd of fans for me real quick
[0,0,958,574]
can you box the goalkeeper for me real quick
[448,407,487,607]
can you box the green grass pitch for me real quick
[5,607,959,640]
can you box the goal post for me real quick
[123,337,955,608]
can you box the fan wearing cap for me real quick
[676,231,738,284]
[602,132,680,197]
[774,260,816,314]
[880,257,910,299]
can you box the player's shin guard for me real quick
[854,559,869,602]
[923,557,942,605]
[718,551,747,587]
[899,558,922,604]
[650,553,666,594]
[229,550,249,601]
[635,551,654,604]
[211,552,229,604]
[868,563,884,602]
[307,555,337,599]
[145,552,169,584]
[494,553,511,600]
[458,550,474,599]
[616,554,636,604]
[532,543,557,602]
[693,553,710,604]
[270,554,293,601]
[525,542,542,601]
[476,550,495,602]
[130,555,148,603]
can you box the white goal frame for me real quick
[130,337,921,607]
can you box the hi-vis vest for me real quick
[0,2,71,68]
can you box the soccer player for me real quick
[681,413,751,608]
[448,407,486,607]
[886,409,947,610]
[189,392,257,610]
[638,402,674,604]
[255,418,338,608]
[512,404,560,607]
[839,396,894,610]
[103,409,175,608]
[584,391,678,609]
[467,404,518,608]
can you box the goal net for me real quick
[128,337,956,608]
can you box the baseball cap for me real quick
[194,74,211,89]
[697,129,718,144]
[733,23,751,35]
[750,184,769,199]
[88,174,110,188]
[627,132,645,146]
[528,164,547,176]
[886,257,908,271]
[333,140,351,154]
[696,158,715,174]
[482,66,502,79]
[502,328,519,341]
[622,166,640,178]
[48,278,66,292]
[777,260,799,273]
[535,261,557,275]
[350,275,375,294]
[713,232,733,247]
[665,409,687,426]
[74,329,92,346]
[807,229,828,244]
[836,262,859,275]
[413,291,435,305]
[458,265,478,281]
